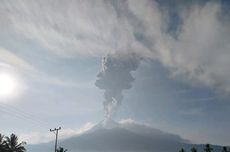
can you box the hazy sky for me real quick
[0,0,230,146]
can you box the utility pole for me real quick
[50,127,61,152]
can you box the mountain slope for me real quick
[27,120,225,152]
[64,128,184,152]
[59,119,187,152]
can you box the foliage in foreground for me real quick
[179,144,230,152]
[0,133,26,152]
[56,146,68,152]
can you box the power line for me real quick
[0,102,51,130]
[50,127,61,152]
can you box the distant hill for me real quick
[26,119,225,152]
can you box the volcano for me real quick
[59,119,187,152]
[26,119,223,152]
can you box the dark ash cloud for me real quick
[95,53,140,119]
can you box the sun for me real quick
[0,73,17,97]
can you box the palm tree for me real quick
[204,144,213,152]
[179,148,186,152]
[56,147,68,152]
[4,134,26,152]
[0,134,6,152]
[191,147,197,152]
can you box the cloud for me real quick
[1,0,129,56]
[1,0,160,57]
[31,70,94,88]
[0,47,34,72]
[19,122,94,144]
[0,48,34,99]
[164,3,230,94]
[0,47,83,89]
[1,0,230,94]
[119,118,141,125]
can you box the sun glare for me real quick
[0,73,16,97]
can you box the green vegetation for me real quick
[191,147,197,152]
[223,147,229,152]
[180,148,186,152]
[0,133,69,152]
[1,132,230,152]
[56,147,68,152]
[204,144,214,152]
[0,133,26,152]
[180,144,229,152]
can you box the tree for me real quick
[56,147,68,152]
[222,146,229,152]
[0,134,6,152]
[204,144,213,152]
[0,134,4,145]
[4,134,26,152]
[179,148,186,152]
[191,147,197,152]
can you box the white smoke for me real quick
[105,97,118,119]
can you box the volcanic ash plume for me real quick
[95,53,140,120]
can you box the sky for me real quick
[0,0,230,146]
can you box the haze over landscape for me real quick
[0,0,230,151]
